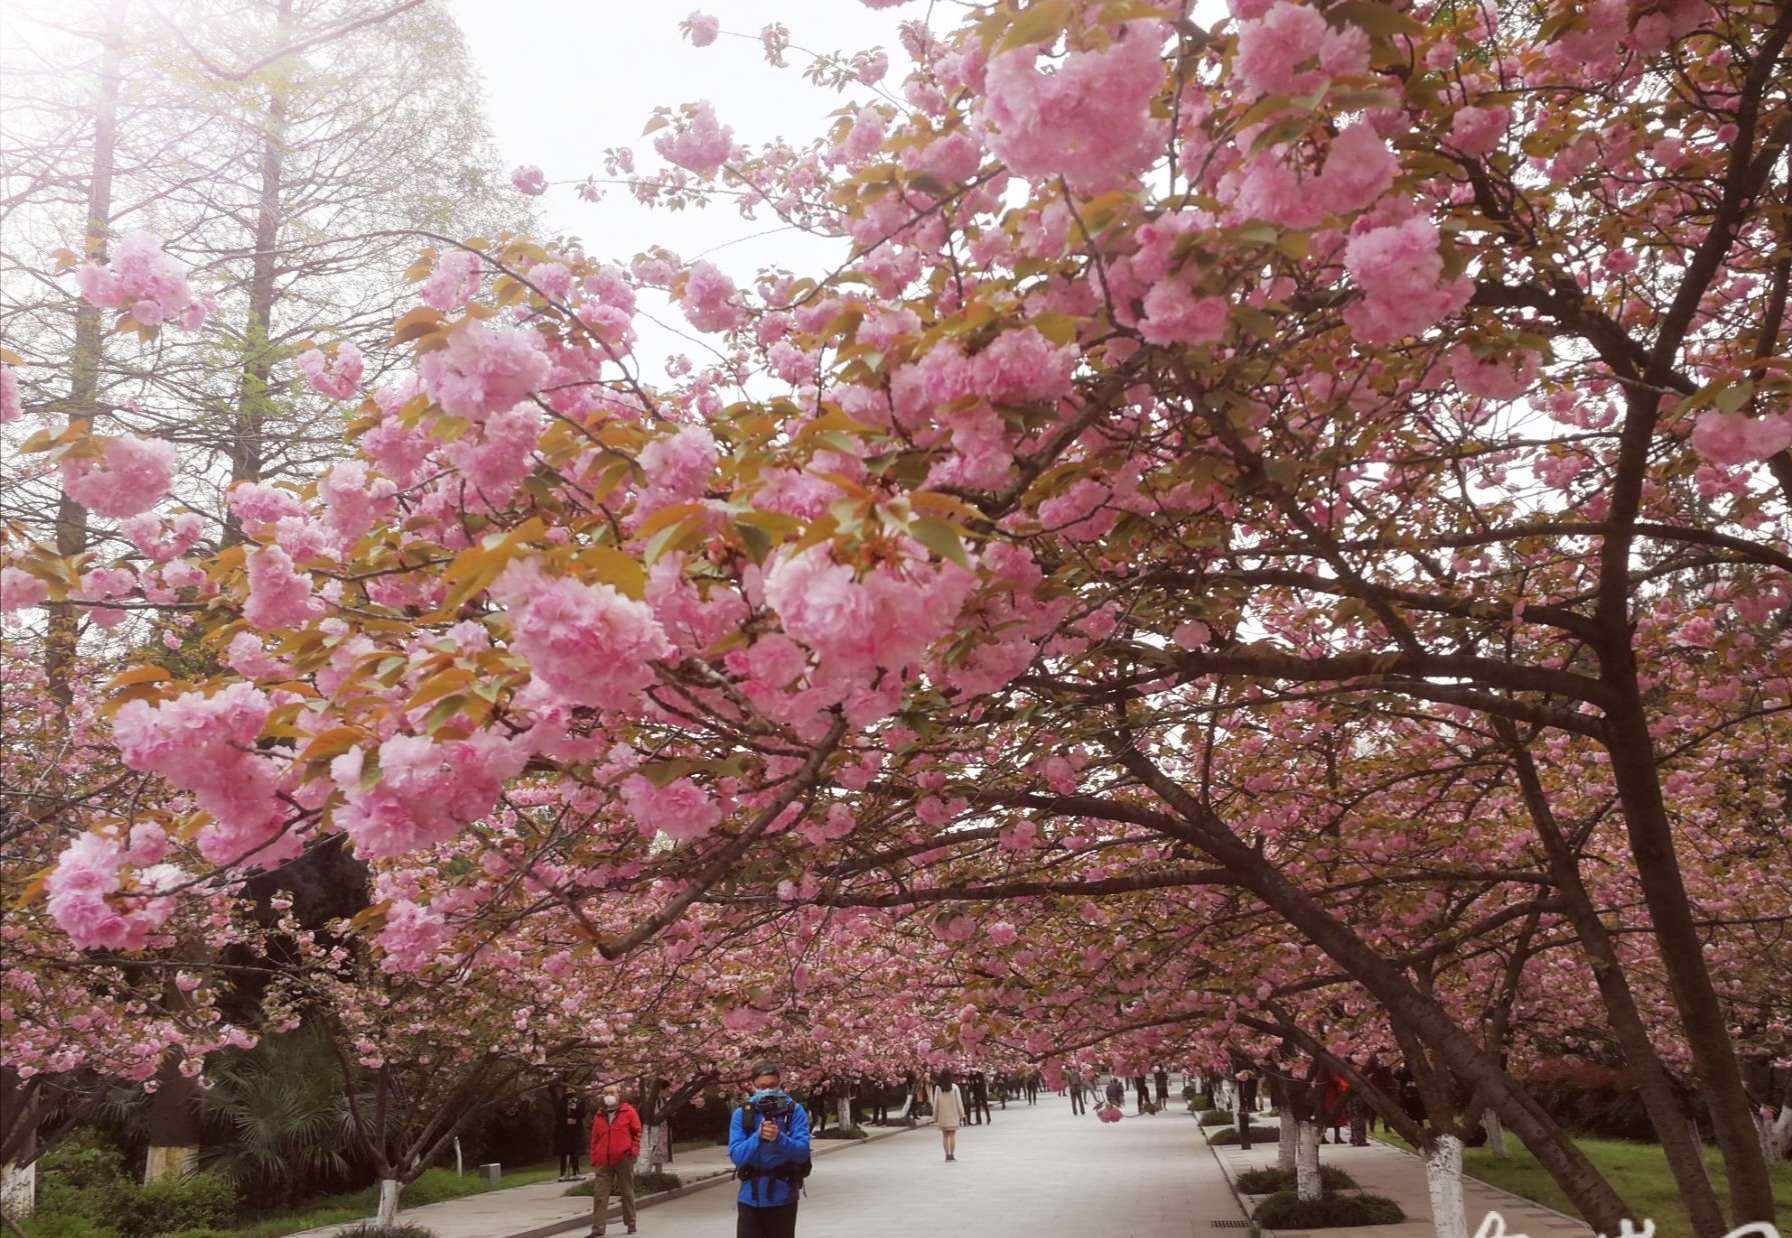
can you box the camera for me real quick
[747,1087,795,1122]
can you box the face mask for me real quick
[603,1094,619,1107]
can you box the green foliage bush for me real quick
[112,1172,237,1237]
[813,1126,868,1140]
[1208,1125,1280,1145]
[1197,1109,1233,1126]
[331,1225,436,1238]
[17,1213,121,1238]
[1253,1190,1405,1227]
[1235,1165,1358,1194]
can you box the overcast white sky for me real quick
[444,1,910,286]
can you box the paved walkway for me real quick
[1205,1126,1594,1238]
[291,1098,1246,1238]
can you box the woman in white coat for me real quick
[932,1070,965,1161]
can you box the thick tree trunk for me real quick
[1481,1110,1506,1159]
[1505,729,1728,1236]
[1278,1108,1297,1172]
[1424,1136,1468,1238]
[143,1054,199,1183]
[47,0,126,708]
[1295,1121,1321,1201]
[376,1178,400,1229]
[1601,698,1775,1223]
[223,0,293,543]
[0,1070,36,1218]
[838,1094,853,1132]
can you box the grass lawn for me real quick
[219,1161,561,1237]
[1378,1132,1792,1236]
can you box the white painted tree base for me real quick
[1,1160,35,1220]
[1425,1135,1468,1238]
[377,1178,401,1228]
[1295,1121,1322,1200]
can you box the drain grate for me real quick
[1211,1222,1251,1229]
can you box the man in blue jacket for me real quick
[729,1061,811,1238]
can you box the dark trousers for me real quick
[737,1201,798,1238]
[1070,1088,1086,1114]
[558,1151,579,1177]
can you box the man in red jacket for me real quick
[588,1084,643,1236]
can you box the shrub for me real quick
[1198,1110,1234,1127]
[332,1225,436,1238]
[18,1214,121,1238]
[111,1172,237,1237]
[1235,1165,1358,1194]
[1253,1191,1405,1227]
[563,1168,679,1198]
[814,1126,868,1140]
[1208,1126,1280,1145]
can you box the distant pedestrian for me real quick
[1133,1075,1152,1114]
[1105,1076,1125,1109]
[933,1070,965,1162]
[588,1084,642,1237]
[1153,1069,1169,1109]
[974,1072,994,1124]
[1070,1075,1087,1115]
[554,1084,587,1181]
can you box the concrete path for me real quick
[290,1097,1247,1238]
[1204,1126,1595,1238]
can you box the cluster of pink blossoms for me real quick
[296,341,364,400]
[1342,214,1471,343]
[45,833,185,951]
[510,164,548,196]
[76,231,208,329]
[491,559,674,710]
[1232,1,1369,99]
[1691,410,1792,466]
[1,364,20,423]
[109,683,291,865]
[979,22,1165,194]
[418,321,551,420]
[620,773,722,842]
[682,10,719,46]
[330,733,527,859]
[679,261,745,333]
[654,101,734,177]
[60,434,176,519]
[244,544,316,630]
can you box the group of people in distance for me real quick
[1063,1067,1173,1119]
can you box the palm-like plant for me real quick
[197,1024,356,1205]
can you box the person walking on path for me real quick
[1153,1069,1169,1110]
[729,1061,811,1238]
[932,1070,965,1161]
[1104,1076,1125,1112]
[1132,1074,1153,1114]
[1069,1074,1087,1115]
[588,1084,643,1237]
[969,1071,992,1125]
[554,1083,588,1181]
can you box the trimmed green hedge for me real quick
[1235,1165,1357,1194]
[1207,1125,1280,1145]
[1197,1109,1233,1126]
[1253,1191,1405,1227]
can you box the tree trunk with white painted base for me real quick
[1425,1136,1468,1238]
[1278,1109,1297,1171]
[1,1159,35,1221]
[839,1094,853,1132]
[1296,1121,1322,1201]
[376,1178,401,1229]
[1483,1110,1508,1158]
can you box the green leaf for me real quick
[910,517,971,568]
[995,0,1072,53]
[1329,0,1425,38]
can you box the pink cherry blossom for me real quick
[491,560,673,709]
[244,544,315,630]
[620,774,722,842]
[1342,214,1471,343]
[1316,122,1397,214]
[1,567,49,614]
[1448,105,1511,157]
[979,22,1166,194]
[333,733,527,859]
[1139,282,1229,347]
[654,101,734,177]
[75,231,205,329]
[420,248,484,311]
[418,322,551,421]
[679,261,745,333]
[0,364,19,423]
[61,434,176,518]
[229,481,306,527]
[1690,410,1792,466]
[296,341,364,400]
[1234,2,1328,98]
[683,11,720,46]
[510,165,548,196]
[1449,346,1541,401]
